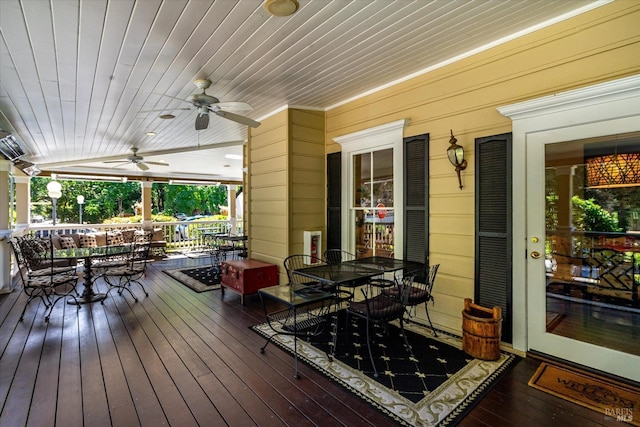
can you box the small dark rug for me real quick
[163,266,221,292]
[529,362,640,426]
[252,310,519,426]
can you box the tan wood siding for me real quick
[289,109,326,257]
[325,1,640,336]
[248,108,326,282]
[248,110,288,270]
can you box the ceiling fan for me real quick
[102,147,169,171]
[152,79,261,130]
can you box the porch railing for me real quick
[26,220,241,254]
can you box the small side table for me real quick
[258,284,334,378]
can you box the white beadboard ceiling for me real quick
[0,0,606,182]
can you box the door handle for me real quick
[530,251,541,259]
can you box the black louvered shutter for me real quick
[327,152,341,250]
[404,134,429,268]
[475,133,512,343]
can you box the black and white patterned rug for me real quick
[252,310,519,426]
[163,266,221,292]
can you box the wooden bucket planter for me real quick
[461,298,503,361]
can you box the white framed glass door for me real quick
[500,75,640,382]
[526,126,640,382]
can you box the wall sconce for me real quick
[447,130,467,190]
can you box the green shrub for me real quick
[571,196,621,232]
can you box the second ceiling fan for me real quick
[103,147,169,171]
[159,79,261,130]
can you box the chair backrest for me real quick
[16,235,50,272]
[324,249,355,265]
[360,273,416,321]
[426,264,440,292]
[406,264,439,306]
[396,273,417,307]
[283,254,325,285]
[9,238,30,283]
[128,233,152,266]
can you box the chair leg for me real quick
[19,290,50,322]
[398,317,414,358]
[19,297,35,322]
[129,278,149,297]
[103,276,139,303]
[364,320,379,378]
[44,293,81,322]
[118,283,139,301]
[424,301,438,337]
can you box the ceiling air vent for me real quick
[0,131,26,161]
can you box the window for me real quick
[333,119,407,259]
[353,149,394,257]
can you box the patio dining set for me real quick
[8,231,154,322]
[258,249,440,378]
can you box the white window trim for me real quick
[333,119,409,257]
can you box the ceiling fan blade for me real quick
[139,107,192,114]
[136,162,150,171]
[152,92,192,104]
[214,110,261,128]
[195,112,210,130]
[103,159,129,164]
[144,161,169,166]
[213,102,253,112]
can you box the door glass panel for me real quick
[544,132,640,356]
[352,149,394,258]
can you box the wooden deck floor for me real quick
[0,255,622,426]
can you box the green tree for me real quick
[158,183,228,216]
[30,178,233,223]
[31,178,141,223]
[571,196,622,232]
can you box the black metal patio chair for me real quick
[346,273,415,377]
[9,236,80,322]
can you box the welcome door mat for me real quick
[529,362,640,425]
[163,266,221,292]
[251,310,519,426]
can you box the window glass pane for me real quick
[353,153,371,207]
[354,210,371,257]
[372,149,393,208]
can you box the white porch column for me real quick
[141,180,153,231]
[13,175,30,228]
[229,185,237,234]
[0,160,13,294]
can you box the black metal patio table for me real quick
[258,284,334,378]
[52,245,131,305]
[294,256,425,288]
